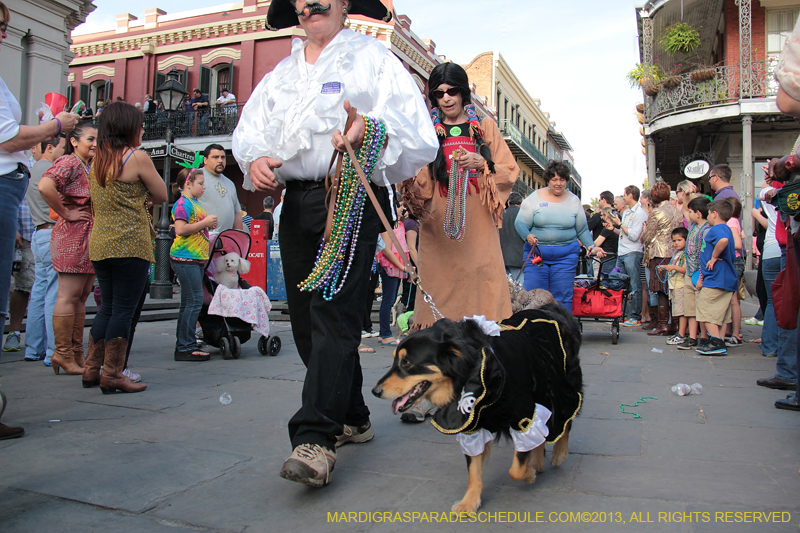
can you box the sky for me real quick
[75,0,646,201]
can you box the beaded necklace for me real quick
[443,148,468,241]
[299,115,387,300]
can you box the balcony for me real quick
[499,119,548,174]
[141,103,245,142]
[645,60,779,124]
[566,161,582,189]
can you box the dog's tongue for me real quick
[391,390,414,415]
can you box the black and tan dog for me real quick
[372,304,583,513]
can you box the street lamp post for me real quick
[150,68,188,300]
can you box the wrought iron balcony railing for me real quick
[499,119,549,170]
[645,59,779,122]
[141,103,245,141]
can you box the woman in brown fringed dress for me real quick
[402,63,519,333]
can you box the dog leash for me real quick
[515,245,543,282]
[329,107,444,321]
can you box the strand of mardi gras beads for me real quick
[298,115,387,300]
[443,148,468,241]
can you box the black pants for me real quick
[90,258,150,344]
[362,269,380,333]
[280,183,383,449]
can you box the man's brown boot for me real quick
[51,314,84,375]
[72,312,86,367]
[82,335,105,388]
[99,338,146,394]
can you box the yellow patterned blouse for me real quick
[88,173,156,263]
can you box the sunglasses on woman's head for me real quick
[432,87,461,99]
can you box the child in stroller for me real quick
[199,229,281,358]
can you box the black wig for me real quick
[428,63,494,182]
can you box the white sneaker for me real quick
[744,317,762,326]
[361,330,378,338]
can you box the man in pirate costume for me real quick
[402,63,519,330]
[232,0,438,487]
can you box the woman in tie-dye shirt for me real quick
[171,168,218,361]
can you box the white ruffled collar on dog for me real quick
[463,315,500,337]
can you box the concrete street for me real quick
[1,303,799,533]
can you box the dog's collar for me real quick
[431,347,505,435]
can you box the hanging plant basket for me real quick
[660,22,701,55]
[643,84,660,97]
[636,103,645,113]
[663,76,681,90]
[637,113,645,124]
[690,68,716,83]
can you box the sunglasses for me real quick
[0,21,7,33]
[432,87,461,99]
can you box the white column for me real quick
[741,115,754,269]
[646,136,657,187]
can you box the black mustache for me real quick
[296,3,332,17]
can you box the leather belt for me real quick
[286,180,326,192]
[36,223,55,231]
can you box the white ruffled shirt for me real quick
[232,29,438,189]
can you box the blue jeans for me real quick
[523,241,580,312]
[644,267,658,306]
[378,265,400,338]
[0,165,29,348]
[173,261,204,352]
[90,258,151,343]
[25,228,59,362]
[617,251,644,321]
[761,254,798,382]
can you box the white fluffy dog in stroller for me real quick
[213,252,251,290]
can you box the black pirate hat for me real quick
[266,0,392,31]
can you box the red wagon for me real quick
[572,254,629,344]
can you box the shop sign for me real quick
[684,160,709,179]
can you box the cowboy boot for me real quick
[72,312,86,368]
[99,338,146,394]
[642,306,658,330]
[81,335,105,388]
[51,314,84,375]
[648,303,671,336]
[668,316,679,335]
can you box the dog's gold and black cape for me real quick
[431,309,583,444]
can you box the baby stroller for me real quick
[198,229,281,358]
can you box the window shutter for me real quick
[66,84,74,108]
[79,83,90,105]
[180,69,189,92]
[228,60,234,94]
[104,79,113,102]
[200,66,211,97]
[154,72,167,103]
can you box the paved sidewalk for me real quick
[0,316,798,532]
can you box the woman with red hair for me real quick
[642,182,683,336]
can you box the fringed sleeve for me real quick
[400,164,436,222]
[479,118,519,228]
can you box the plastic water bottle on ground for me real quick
[219,392,232,405]
[671,383,702,396]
